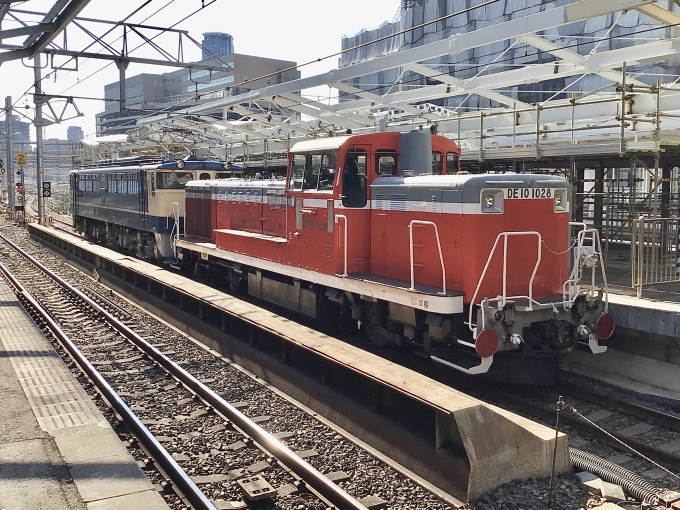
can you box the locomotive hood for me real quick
[370,173,570,205]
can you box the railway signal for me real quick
[42,182,51,198]
[15,183,23,191]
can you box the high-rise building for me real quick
[0,115,30,143]
[202,32,234,60]
[341,0,680,109]
[67,126,84,141]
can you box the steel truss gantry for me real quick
[0,2,231,70]
[130,0,680,164]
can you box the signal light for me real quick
[15,183,23,191]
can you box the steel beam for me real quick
[25,0,90,57]
[403,62,532,108]
[163,0,655,117]
[0,22,56,39]
[0,44,232,70]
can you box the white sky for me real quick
[1,0,400,140]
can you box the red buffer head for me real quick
[596,313,614,340]
[475,329,500,358]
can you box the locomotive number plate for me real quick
[506,187,554,199]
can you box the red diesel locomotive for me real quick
[176,130,612,379]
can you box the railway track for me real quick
[22,192,74,231]
[0,223,459,510]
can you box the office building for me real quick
[67,126,84,141]
[202,32,234,60]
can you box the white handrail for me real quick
[171,201,183,252]
[468,231,542,334]
[408,220,446,295]
[334,214,348,277]
[573,227,609,309]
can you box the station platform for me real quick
[0,276,169,510]
[562,264,680,398]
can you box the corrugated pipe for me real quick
[632,391,680,413]
[570,448,658,504]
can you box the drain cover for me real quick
[236,475,276,501]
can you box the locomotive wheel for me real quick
[228,272,244,293]
[366,323,389,347]
[365,302,390,347]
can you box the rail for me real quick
[0,258,216,510]
[468,231,542,335]
[632,216,680,298]
[408,220,446,295]
[334,214,348,277]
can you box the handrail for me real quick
[564,227,609,308]
[334,214,348,277]
[468,231,542,335]
[632,216,679,298]
[171,201,183,252]
[408,220,446,295]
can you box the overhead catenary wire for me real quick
[121,18,680,138]
[9,0,678,141]
[93,6,680,141]
[10,0,159,110]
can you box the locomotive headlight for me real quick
[554,189,567,212]
[481,188,503,213]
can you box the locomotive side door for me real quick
[336,146,371,274]
[71,172,78,223]
[138,170,148,230]
[286,150,337,273]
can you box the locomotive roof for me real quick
[185,178,285,190]
[289,136,352,153]
[71,160,231,174]
[370,173,569,188]
[70,164,160,174]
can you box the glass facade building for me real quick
[202,32,234,60]
[67,126,84,141]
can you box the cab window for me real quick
[375,150,397,176]
[288,154,306,190]
[288,151,337,191]
[342,150,367,208]
[433,151,443,174]
[156,171,193,189]
[199,172,211,180]
[446,152,459,174]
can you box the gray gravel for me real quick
[469,474,592,510]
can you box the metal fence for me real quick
[631,216,680,297]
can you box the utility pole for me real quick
[34,54,45,225]
[5,96,14,212]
